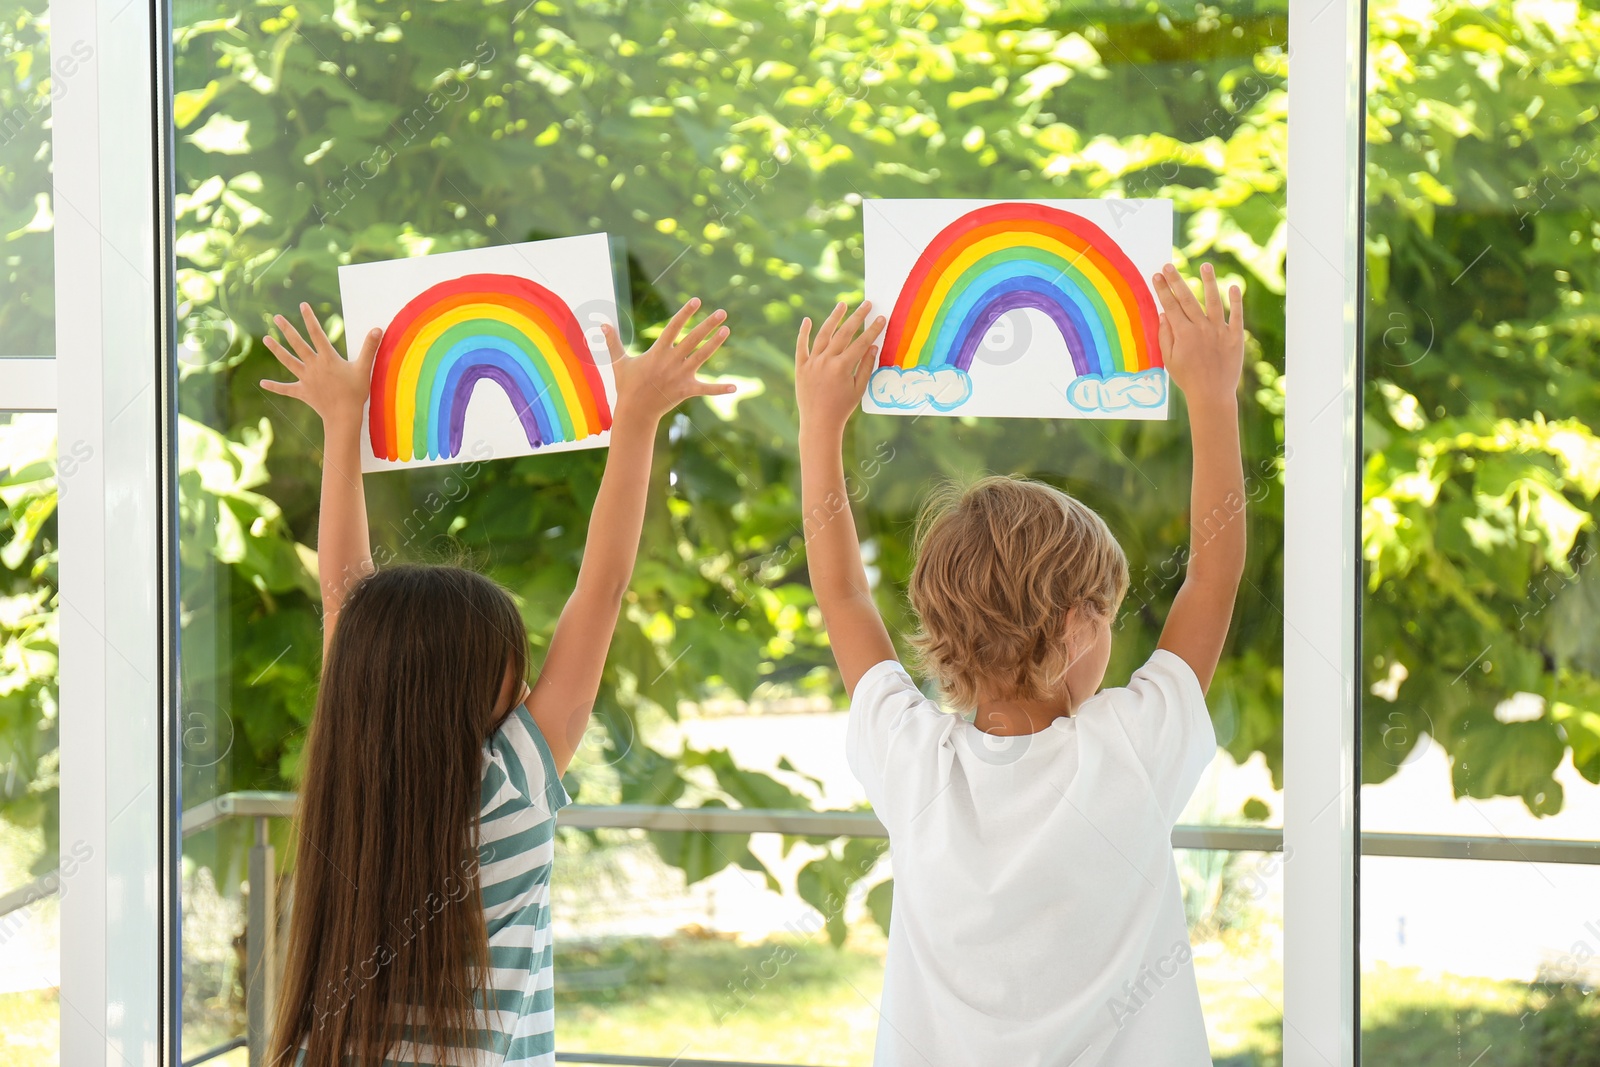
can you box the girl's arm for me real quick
[527,299,734,774]
[261,304,382,655]
[1151,263,1248,693]
[795,301,895,696]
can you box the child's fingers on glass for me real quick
[852,346,880,389]
[813,301,848,351]
[599,322,628,363]
[660,297,702,348]
[842,317,886,362]
[354,327,383,365]
[273,315,318,361]
[836,300,873,347]
[1199,264,1224,322]
[1166,263,1205,319]
[685,326,730,369]
[1150,273,1187,323]
[262,335,304,372]
[794,317,813,364]
[692,376,739,397]
[675,308,726,356]
[300,302,335,353]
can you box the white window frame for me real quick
[1284,0,1366,1061]
[41,0,1366,1062]
[51,0,180,1062]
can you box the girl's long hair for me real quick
[270,565,529,1067]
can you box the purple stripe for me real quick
[448,365,545,458]
[951,290,1091,376]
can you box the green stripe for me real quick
[480,760,510,811]
[505,1029,558,1059]
[495,725,534,804]
[521,981,555,1016]
[488,944,544,969]
[513,706,571,815]
[481,866,551,909]
[478,821,554,866]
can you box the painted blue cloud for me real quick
[1065,369,1167,413]
[868,366,974,412]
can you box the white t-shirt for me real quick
[847,649,1216,1067]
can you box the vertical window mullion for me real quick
[1283,0,1367,1061]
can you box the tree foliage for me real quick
[1363,0,1600,812]
[166,0,1289,930]
[0,0,1596,936]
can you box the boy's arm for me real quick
[1151,263,1248,693]
[796,302,895,696]
[261,305,381,655]
[525,300,733,774]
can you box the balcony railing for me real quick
[3,791,1597,1067]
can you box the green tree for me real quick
[2,0,1596,941]
[1362,0,1600,812]
[166,0,1290,927]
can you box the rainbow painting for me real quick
[861,200,1173,420]
[338,235,619,470]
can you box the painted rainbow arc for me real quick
[368,273,612,462]
[878,203,1162,377]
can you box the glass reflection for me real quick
[170,1,1288,1061]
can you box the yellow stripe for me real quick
[394,303,587,461]
[903,232,1137,370]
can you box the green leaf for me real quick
[1450,721,1566,814]
[173,80,220,129]
[866,878,893,936]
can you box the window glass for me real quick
[0,0,55,357]
[0,6,60,1055]
[0,413,61,1067]
[172,1,1288,1061]
[1362,0,1600,1051]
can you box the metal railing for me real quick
[170,790,1600,863]
[3,790,1598,1066]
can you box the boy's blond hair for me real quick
[908,475,1129,709]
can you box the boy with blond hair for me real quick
[795,263,1246,1066]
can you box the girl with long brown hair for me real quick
[258,297,734,1067]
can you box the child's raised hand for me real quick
[1152,263,1244,410]
[261,303,380,427]
[604,297,735,424]
[795,300,887,438]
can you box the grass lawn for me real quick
[552,930,1290,1066]
[1194,933,1284,1066]
[554,939,1594,1066]
[0,987,249,1067]
[1361,964,1527,1067]
[555,930,888,1065]
[7,948,1593,1066]
[1360,963,1599,1067]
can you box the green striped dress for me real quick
[470,703,570,1065]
